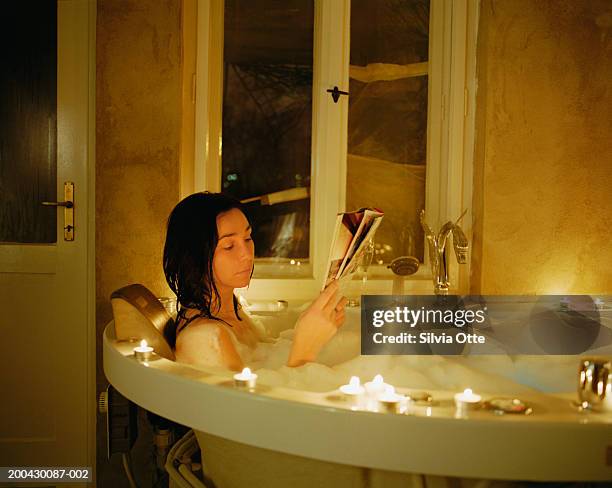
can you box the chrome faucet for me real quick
[419,209,469,295]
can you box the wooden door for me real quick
[0,0,94,482]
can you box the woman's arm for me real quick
[287,280,348,367]
[175,320,244,371]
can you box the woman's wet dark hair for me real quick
[163,191,248,348]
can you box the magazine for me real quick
[322,207,384,289]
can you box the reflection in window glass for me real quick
[347,0,429,265]
[222,0,314,261]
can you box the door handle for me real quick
[41,181,75,241]
[41,201,73,208]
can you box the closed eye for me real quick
[220,235,252,250]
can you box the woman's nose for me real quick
[238,242,253,261]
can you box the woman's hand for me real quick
[287,280,348,367]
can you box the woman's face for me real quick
[213,208,255,289]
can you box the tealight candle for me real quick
[454,388,482,413]
[233,367,257,389]
[364,374,388,397]
[134,339,154,362]
[339,376,365,407]
[378,385,404,414]
[364,374,392,411]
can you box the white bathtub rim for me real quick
[103,322,612,482]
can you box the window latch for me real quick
[326,86,349,103]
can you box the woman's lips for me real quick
[236,268,252,275]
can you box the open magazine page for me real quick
[322,210,365,288]
[336,209,383,279]
[322,208,384,290]
[338,213,383,280]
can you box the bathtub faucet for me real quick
[419,209,469,295]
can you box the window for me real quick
[222,1,314,270]
[194,0,478,299]
[347,0,429,265]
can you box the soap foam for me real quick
[184,306,607,395]
[237,307,598,395]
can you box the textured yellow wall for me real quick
[96,0,181,328]
[472,0,612,294]
[95,0,182,484]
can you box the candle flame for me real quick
[242,367,251,376]
[384,385,395,396]
[349,376,360,388]
[463,388,473,396]
[373,374,384,385]
[140,339,148,348]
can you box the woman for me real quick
[163,191,347,371]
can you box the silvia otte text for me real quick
[372,331,486,344]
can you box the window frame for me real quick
[192,0,479,301]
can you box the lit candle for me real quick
[340,376,365,396]
[364,374,388,398]
[134,339,154,362]
[378,385,404,414]
[233,367,257,389]
[364,374,392,411]
[339,376,365,407]
[454,388,482,413]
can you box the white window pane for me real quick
[347,0,429,264]
[222,0,314,261]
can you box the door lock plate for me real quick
[64,182,74,241]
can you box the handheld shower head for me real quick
[387,256,420,276]
[388,256,420,296]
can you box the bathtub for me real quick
[103,306,612,487]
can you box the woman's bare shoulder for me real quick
[175,317,244,370]
[176,317,226,344]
